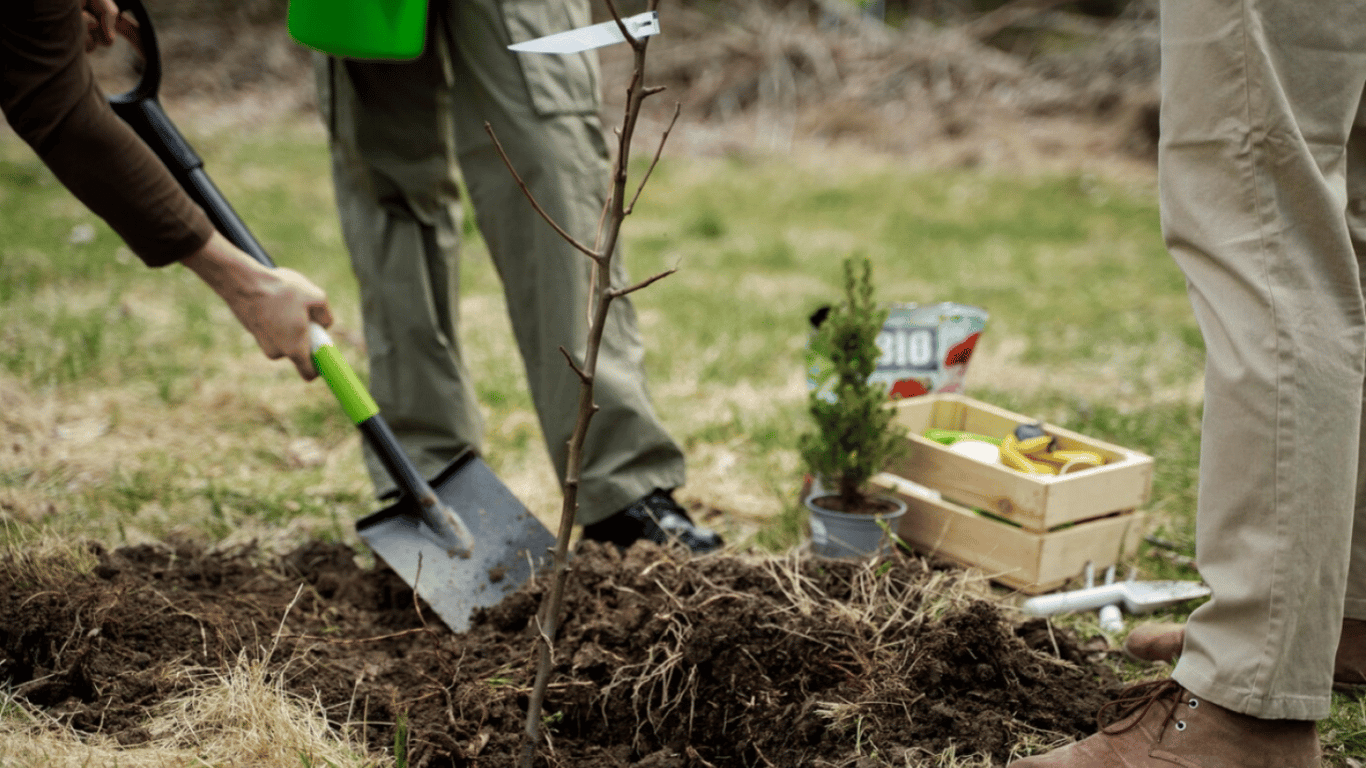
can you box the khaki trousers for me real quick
[1161,0,1366,720]
[314,0,684,524]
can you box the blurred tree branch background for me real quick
[96,0,1160,169]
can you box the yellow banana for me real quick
[999,433,1056,474]
[999,424,1105,475]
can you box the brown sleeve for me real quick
[1,0,214,267]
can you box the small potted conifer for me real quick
[801,256,908,558]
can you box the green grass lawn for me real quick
[0,116,1213,597]
[1,117,1361,763]
[0,121,1201,550]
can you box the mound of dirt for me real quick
[0,538,1121,766]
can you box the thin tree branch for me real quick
[484,121,604,262]
[277,626,436,645]
[626,102,681,216]
[531,613,554,656]
[608,267,676,299]
[591,193,613,323]
[594,188,612,253]
[558,346,591,385]
[412,552,429,631]
[602,0,641,51]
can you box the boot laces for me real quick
[1097,678,1183,735]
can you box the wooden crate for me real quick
[874,482,1144,594]
[889,393,1153,532]
[875,393,1153,593]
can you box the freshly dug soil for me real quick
[0,538,1121,766]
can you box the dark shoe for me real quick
[581,489,723,554]
[1008,679,1320,767]
[1125,618,1366,691]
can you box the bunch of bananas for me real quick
[998,423,1105,475]
[925,424,1105,475]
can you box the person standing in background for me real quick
[313,0,721,552]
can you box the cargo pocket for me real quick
[499,0,601,116]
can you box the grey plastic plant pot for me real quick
[806,494,907,559]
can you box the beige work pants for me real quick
[314,0,684,524]
[1162,0,1366,720]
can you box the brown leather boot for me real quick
[1007,679,1320,767]
[1125,618,1366,689]
[1123,622,1185,663]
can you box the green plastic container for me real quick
[288,0,429,60]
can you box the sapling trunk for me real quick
[485,3,678,765]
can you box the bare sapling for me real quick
[483,2,680,765]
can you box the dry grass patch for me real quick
[0,658,386,768]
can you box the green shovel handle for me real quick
[309,324,379,425]
[307,324,473,557]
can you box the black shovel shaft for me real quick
[359,417,442,510]
[116,102,277,268]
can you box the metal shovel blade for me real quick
[356,452,556,632]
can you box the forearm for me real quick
[179,230,275,298]
[181,230,334,381]
[36,84,215,265]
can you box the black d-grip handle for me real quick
[108,0,160,99]
[105,0,276,268]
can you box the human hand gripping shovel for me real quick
[105,0,555,631]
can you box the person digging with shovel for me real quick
[1009,1,1365,766]
[2,0,334,381]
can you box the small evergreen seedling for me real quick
[801,257,905,513]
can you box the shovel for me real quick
[105,0,556,631]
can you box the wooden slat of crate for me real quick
[875,477,1145,594]
[890,394,1154,532]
